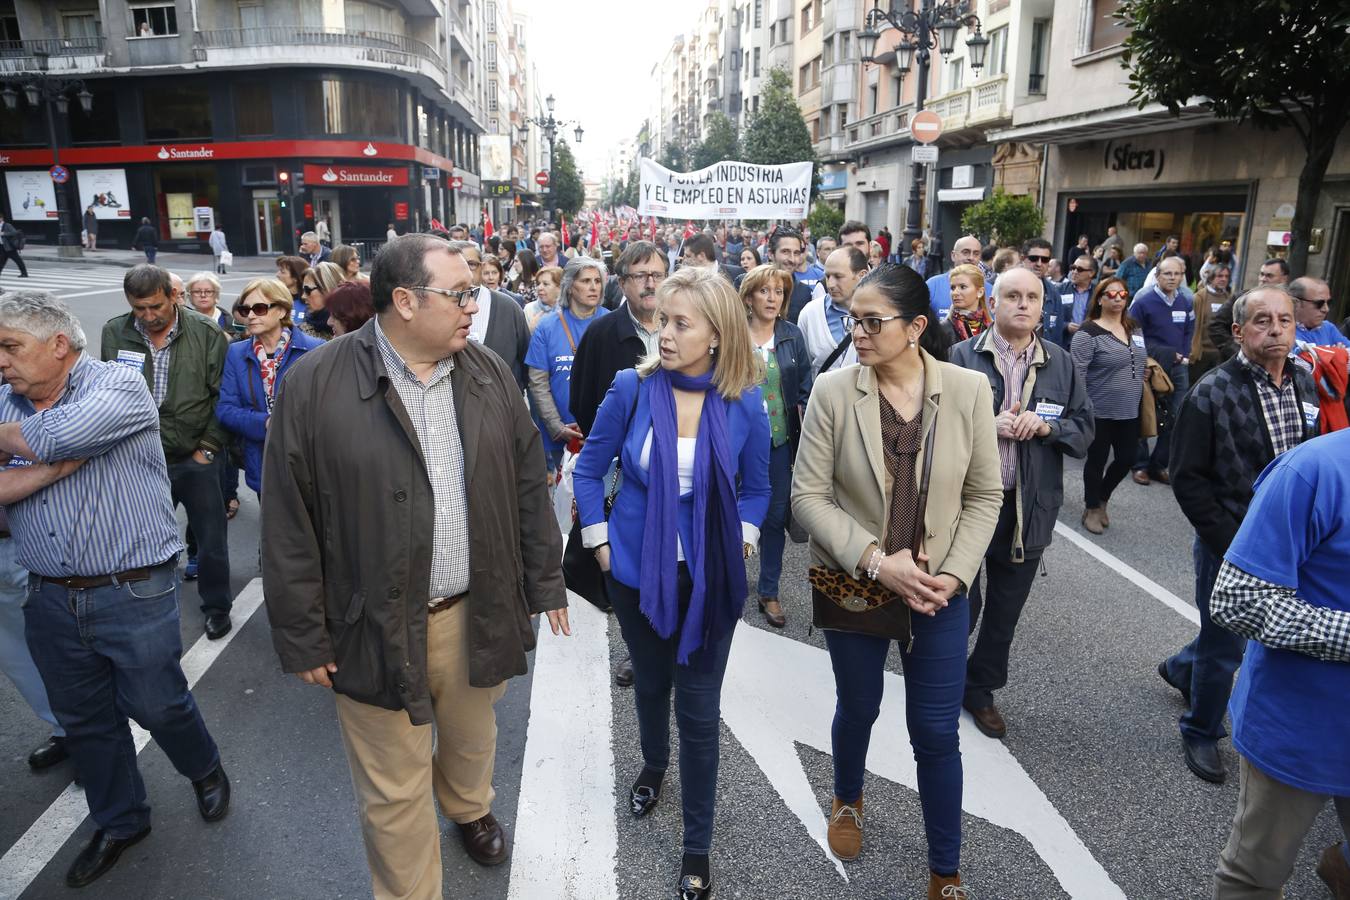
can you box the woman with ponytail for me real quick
[572,265,771,900]
[791,263,1003,899]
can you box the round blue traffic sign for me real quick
[49,165,69,184]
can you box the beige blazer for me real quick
[791,348,1004,590]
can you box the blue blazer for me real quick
[573,368,772,591]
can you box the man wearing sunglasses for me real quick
[1291,277,1349,348]
[263,234,569,897]
[1058,254,1098,345]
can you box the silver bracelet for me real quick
[866,549,885,581]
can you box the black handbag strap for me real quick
[820,333,852,372]
[910,399,939,557]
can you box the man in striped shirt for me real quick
[0,290,229,889]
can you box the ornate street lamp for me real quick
[521,98,583,223]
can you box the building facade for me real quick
[0,0,487,255]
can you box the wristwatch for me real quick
[199,449,216,462]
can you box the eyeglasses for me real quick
[238,302,279,317]
[408,285,478,307]
[1102,290,1130,300]
[1301,298,1330,309]
[1071,266,1094,274]
[624,271,665,283]
[1026,254,1052,263]
[190,288,218,297]
[465,260,482,269]
[843,313,905,335]
[301,284,319,295]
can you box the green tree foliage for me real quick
[742,67,818,199]
[960,189,1046,248]
[693,113,741,169]
[550,140,585,217]
[806,201,844,245]
[659,141,688,172]
[1118,0,1350,275]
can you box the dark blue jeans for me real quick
[757,442,792,598]
[23,558,220,838]
[606,568,736,855]
[168,456,231,614]
[1163,536,1246,743]
[144,246,157,264]
[825,594,969,875]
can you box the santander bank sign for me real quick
[302,163,409,187]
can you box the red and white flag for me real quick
[483,205,494,241]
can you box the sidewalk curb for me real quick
[21,253,137,268]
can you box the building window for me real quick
[986,26,1007,76]
[822,36,833,67]
[1028,19,1050,93]
[837,104,848,132]
[62,12,101,39]
[345,0,401,35]
[1087,0,1125,51]
[487,42,496,72]
[753,47,760,76]
[753,0,762,27]
[810,117,820,142]
[892,72,903,107]
[488,88,498,111]
[237,1,264,29]
[800,5,811,34]
[869,84,877,115]
[838,31,849,57]
[945,58,963,92]
[0,10,18,43]
[233,81,274,136]
[800,62,809,93]
[487,1,496,31]
[143,84,212,140]
[301,79,400,137]
[131,4,178,37]
[68,86,120,144]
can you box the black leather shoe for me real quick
[678,873,713,899]
[458,812,509,866]
[1157,660,1191,707]
[1182,738,1226,784]
[193,763,230,821]
[630,783,661,817]
[27,735,69,770]
[65,826,151,888]
[204,613,232,640]
[615,654,635,688]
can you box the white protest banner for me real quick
[638,158,812,220]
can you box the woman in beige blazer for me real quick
[791,263,1003,900]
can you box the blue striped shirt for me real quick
[0,353,183,577]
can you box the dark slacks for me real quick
[756,441,792,598]
[168,456,231,614]
[0,247,28,277]
[826,593,970,875]
[23,559,220,837]
[965,491,1043,710]
[1083,416,1140,508]
[606,567,736,855]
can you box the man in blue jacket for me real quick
[1129,255,1193,484]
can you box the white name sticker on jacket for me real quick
[1034,401,1064,421]
[1171,310,1187,324]
[1303,401,1320,429]
[1132,334,1146,348]
[115,349,146,369]
[1211,302,1223,313]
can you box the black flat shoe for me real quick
[65,826,151,888]
[630,783,660,817]
[678,873,713,899]
[204,613,231,640]
[193,763,231,821]
[615,654,635,688]
[1183,737,1226,784]
[28,735,69,770]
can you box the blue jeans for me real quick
[825,594,969,875]
[1135,363,1189,473]
[168,455,231,614]
[0,537,61,736]
[23,558,220,837]
[1163,536,1246,744]
[757,442,792,598]
[144,247,157,264]
[606,568,736,854]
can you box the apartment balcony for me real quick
[448,9,472,54]
[194,27,447,96]
[0,36,107,75]
[923,74,1011,136]
[819,62,857,106]
[845,104,915,153]
[825,0,861,35]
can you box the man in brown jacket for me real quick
[261,233,569,900]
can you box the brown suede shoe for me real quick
[1100,500,1111,528]
[965,702,1007,739]
[1081,507,1105,535]
[1317,843,1350,900]
[458,812,509,866]
[928,871,968,899]
[827,796,863,860]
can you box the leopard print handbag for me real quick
[808,402,939,647]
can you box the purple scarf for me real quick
[639,367,746,664]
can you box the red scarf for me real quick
[949,307,992,342]
[253,329,291,410]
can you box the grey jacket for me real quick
[480,288,530,390]
[261,319,565,725]
[949,330,1095,560]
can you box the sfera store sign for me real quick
[302,163,409,187]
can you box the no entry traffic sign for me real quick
[49,165,69,184]
[910,110,943,145]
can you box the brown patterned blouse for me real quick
[879,393,924,555]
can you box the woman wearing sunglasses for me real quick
[1069,277,1147,534]
[298,261,344,340]
[216,278,325,497]
[791,264,1002,900]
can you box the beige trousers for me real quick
[334,601,508,900]
[1213,756,1350,899]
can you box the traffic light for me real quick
[278,170,291,209]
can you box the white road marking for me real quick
[507,596,618,900]
[721,622,1128,898]
[1053,522,1200,626]
[0,579,266,900]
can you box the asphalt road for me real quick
[0,259,1341,899]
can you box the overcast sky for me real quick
[515,0,707,179]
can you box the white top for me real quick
[467,285,493,345]
[641,431,696,560]
[797,295,857,375]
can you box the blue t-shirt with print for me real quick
[1295,321,1350,348]
[1225,429,1350,795]
[524,306,608,453]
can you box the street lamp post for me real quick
[519,94,583,224]
[1,51,93,258]
[856,1,987,267]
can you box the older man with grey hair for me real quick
[448,240,530,388]
[298,230,331,267]
[0,290,229,887]
[524,255,611,471]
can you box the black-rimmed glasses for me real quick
[409,285,477,308]
[843,313,905,335]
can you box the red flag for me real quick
[683,220,697,239]
[561,215,569,251]
[483,205,494,240]
[649,217,657,241]
[590,220,599,249]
